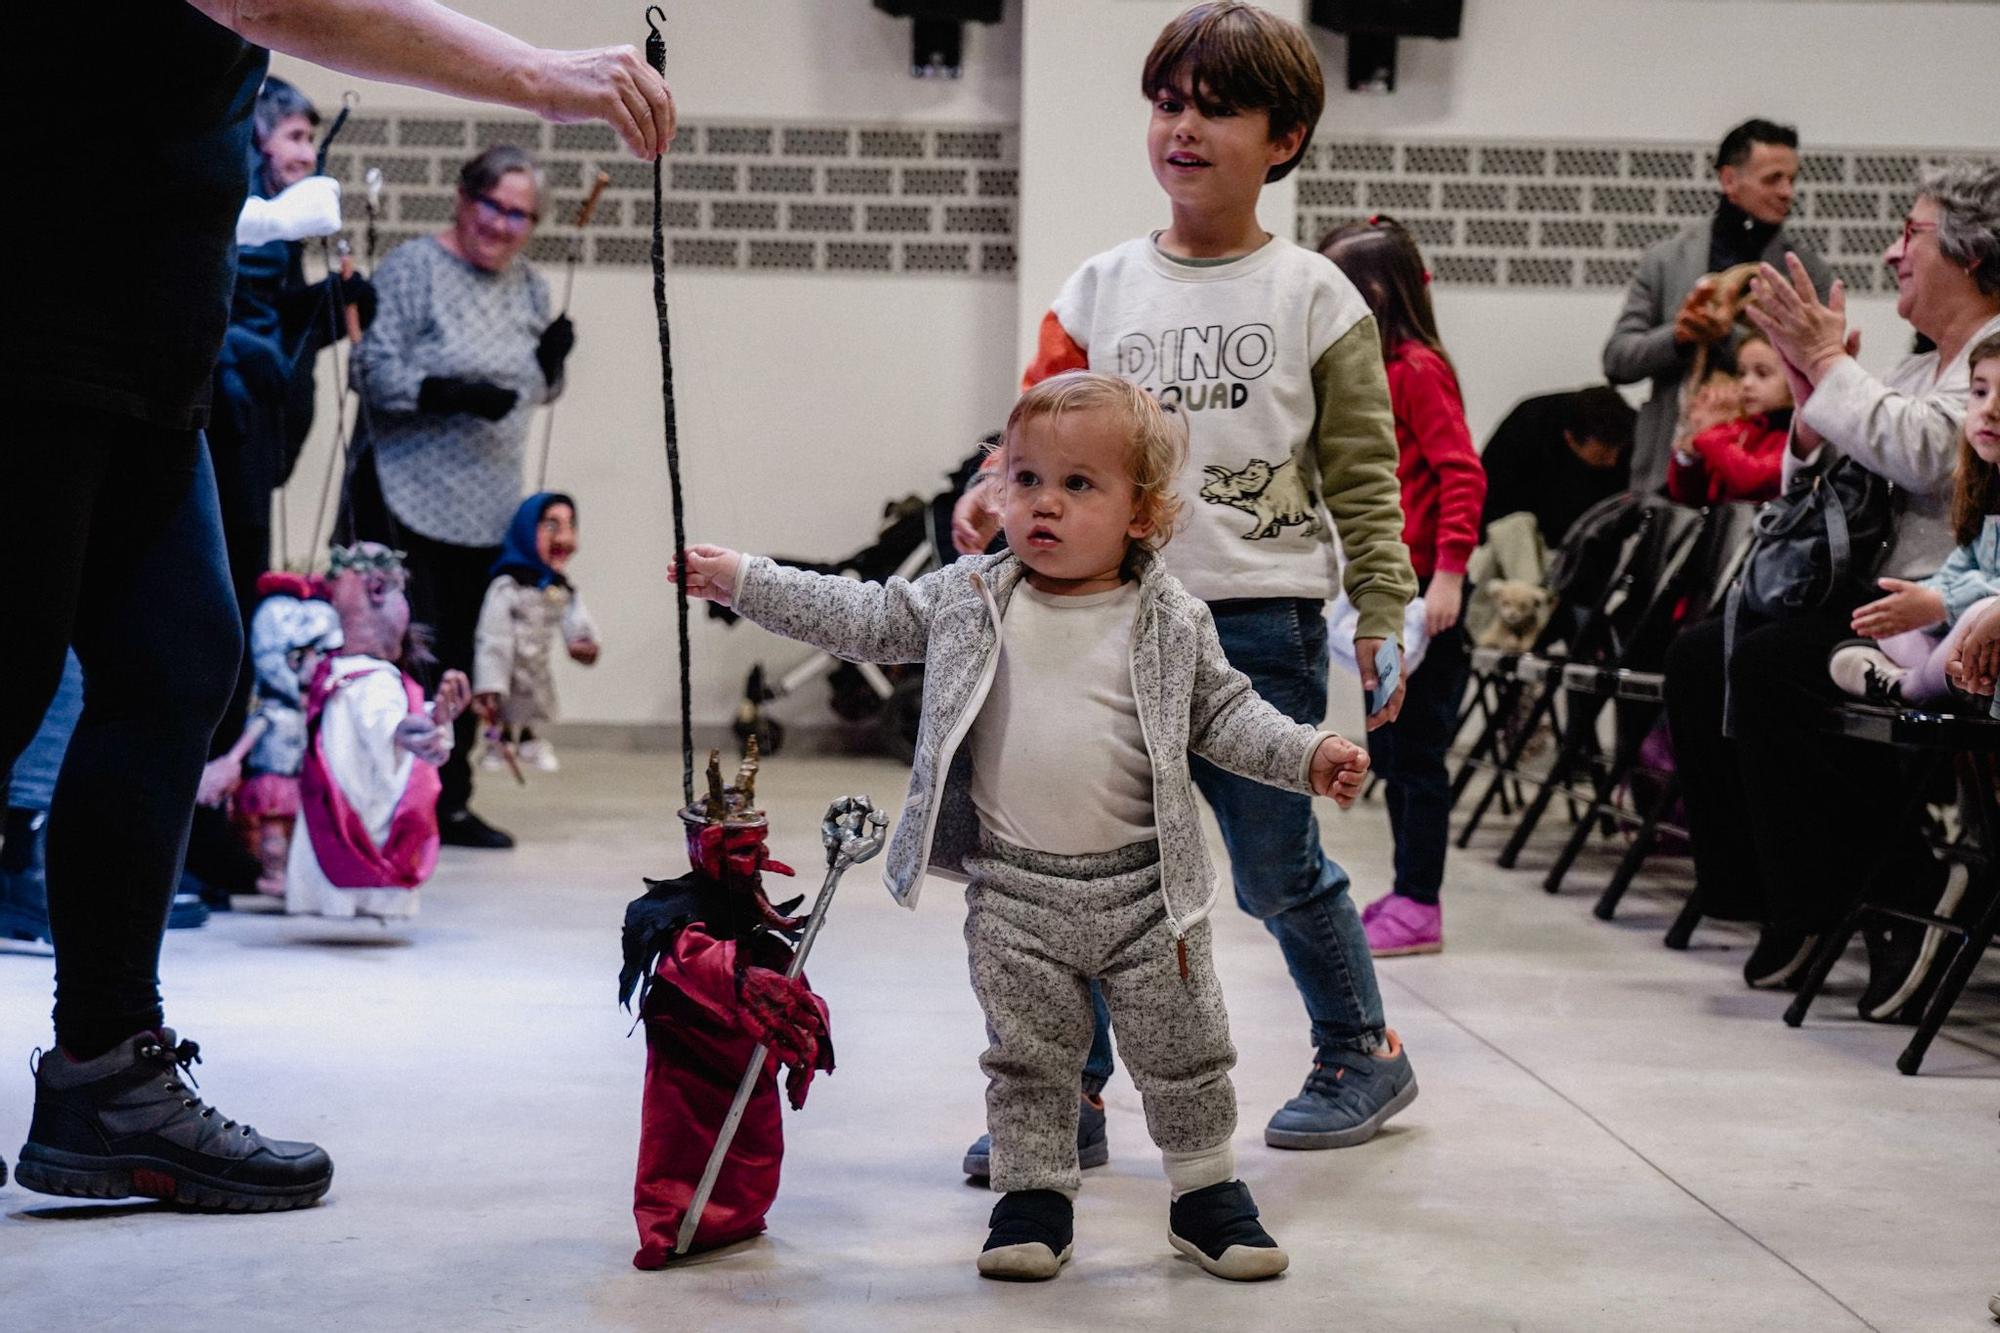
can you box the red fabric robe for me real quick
[632,924,832,1266]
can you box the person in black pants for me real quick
[1,0,671,1210]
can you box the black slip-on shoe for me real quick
[16,1030,332,1212]
[1168,1179,1288,1281]
[977,1189,1073,1281]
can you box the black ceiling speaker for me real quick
[873,1,1005,79]
[1310,0,1465,93]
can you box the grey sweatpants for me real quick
[964,833,1238,1195]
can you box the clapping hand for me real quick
[1948,603,2000,696]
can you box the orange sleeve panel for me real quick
[1021,310,1089,391]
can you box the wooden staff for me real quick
[534,169,613,490]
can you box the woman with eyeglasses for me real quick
[1662,159,2000,1015]
[348,143,577,850]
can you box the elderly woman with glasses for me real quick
[1662,159,2000,1016]
[348,144,577,849]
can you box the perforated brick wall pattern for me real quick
[324,117,1017,277]
[1292,139,1986,292]
[328,119,1978,290]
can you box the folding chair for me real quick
[1454,493,1662,849]
[1492,500,1709,871]
[1782,702,2000,1074]
[1525,501,1759,910]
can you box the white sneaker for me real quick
[1827,642,1906,702]
[479,746,508,772]
[519,739,560,773]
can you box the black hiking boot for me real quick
[15,1030,332,1211]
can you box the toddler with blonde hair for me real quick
[673,370,1370,1282]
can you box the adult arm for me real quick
[1601,249,1684,385]
[185,0,674,158]
[351,245,432,411]
[1794,357,1964,494]
[1310,318,1419,645]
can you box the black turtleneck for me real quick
[1709,197,1781,271]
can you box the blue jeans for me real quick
[7,652,84,811]
[1088,598,1387,1068]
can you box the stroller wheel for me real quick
[875,676,923,763]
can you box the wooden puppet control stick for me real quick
[533,168,614,491]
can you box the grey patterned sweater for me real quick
[353,236,555,547]
[733,548,1333,936]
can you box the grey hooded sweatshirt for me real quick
[732,547,1334,938]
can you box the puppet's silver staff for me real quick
[672,795,888,1258]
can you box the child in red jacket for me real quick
[1666,331,1794,504]
[1320,216,1486,957]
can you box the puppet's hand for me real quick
[393,715,452,765]
[738,966,820,1072]
[196,754,243,808]
[432,670,472,727]
[566,637,600,666]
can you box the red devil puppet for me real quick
[620,746,833,1265]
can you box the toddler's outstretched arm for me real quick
[671,543,941,665]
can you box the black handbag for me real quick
[1721,454,1897,732]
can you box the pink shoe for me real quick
[1364,894,1442,957]
[1360,893,1390,925]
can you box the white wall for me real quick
[269,2,1023,731]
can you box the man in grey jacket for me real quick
[1603,118,1832,492]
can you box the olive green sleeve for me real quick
[1311,317,1418,644]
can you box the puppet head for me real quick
[678,741,799,931]
[249,576,344,707]
[326,542,412,662]
[491,492,578,588]
[618,742,803,1009]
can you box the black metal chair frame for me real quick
[1781,702,2000,1074]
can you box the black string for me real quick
[648,5,695,808]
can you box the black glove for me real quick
[418,376,519,421]
[536,315,576,388]
[278,273,378,349]
[333,273,378,334]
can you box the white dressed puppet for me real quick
[197,574,346,897]
[287,543,470,921]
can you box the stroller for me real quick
[715,447,989,761]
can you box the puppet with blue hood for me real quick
[473,492,602,770]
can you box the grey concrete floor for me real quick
[2,747,1995,1332]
